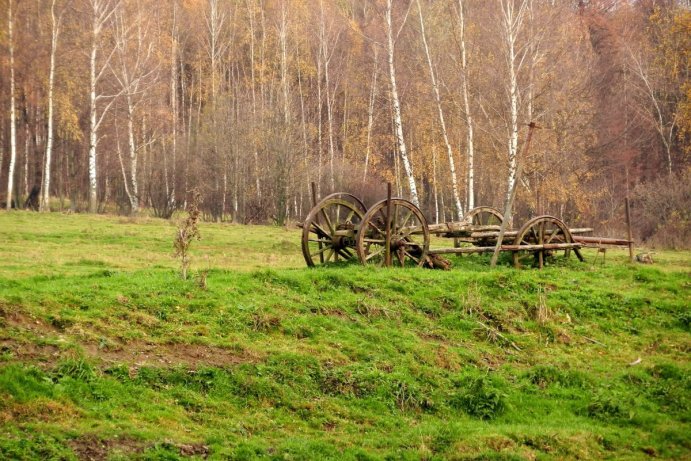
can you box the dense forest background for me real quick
[0,0,688,245]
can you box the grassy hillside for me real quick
[0,211,689,460]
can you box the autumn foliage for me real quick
[0,0,688,246]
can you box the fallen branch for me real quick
[476,320,522,351]
[582,336,606,348]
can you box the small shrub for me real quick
[451,374,507,420]
[582,391,630,420]
[631,170,691,249]
[173,189,202,280]
[525,365,587,389]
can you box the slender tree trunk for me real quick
[279,0,289,124]
[417,0,462,218]
[170,0,178,208]
[502,0,524,210]
[458,0,475,211]
[432,145,439,224]
[88,7,99,213]
[385,0,418,206]
[6,0,17,210]
[316,45,323,195]
[246,1,261,199]
[320,0,337,192]
[126,94,139,213]
[41,0,60,211]
[363,47,379,185]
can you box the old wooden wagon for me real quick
[301,186,633,269]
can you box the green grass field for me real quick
[0,211,689,460]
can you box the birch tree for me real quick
[5,0,18,211]
[111,0,158,215]
[499,0,529,208]
[86,0,120,213]
[416,0,462,218]
[384,0,419,206]
[457,0,476,211]
[40,0,63,211]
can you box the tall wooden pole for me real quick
[385,182,392,267]
[625,197,633,263]
[491,122,538,268]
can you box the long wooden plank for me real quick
[430,242,582,255]
[573,236,632,246]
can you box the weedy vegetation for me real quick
[0,211,689,460]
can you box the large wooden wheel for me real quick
[301,193,365,267]
[356,198,430,267]
[465,206,504,226]
[512,215,574,268]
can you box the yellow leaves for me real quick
[55,92,82,143]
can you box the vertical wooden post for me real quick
[625,197,633,263]
[310,182,318,207]
[385,182,392,267]
[492,122,538,268]
[310,181,325,264]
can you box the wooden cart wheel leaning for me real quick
[356,198,430,267]
[465,206,504,226]
[512,215,574,268]
[301,193,366,267]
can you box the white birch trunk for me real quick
[417,0,462,218]
[87,0,119,213]
[458,0,475,211]
[41,0,60,212]
[501,0,526,209]
[88,6,100,213]
[170,1,178,208]
[126,94,139,213]
[385,0,419,206]
[6,0,17,210]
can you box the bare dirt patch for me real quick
[84,342,260,368]
[69,435,144,461]
[1,307,261,369]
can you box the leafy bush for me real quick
[525,365,588,389]
[582,391,630,421]
[631,170,691,248]
[451,373,507,420]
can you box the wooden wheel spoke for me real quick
[530,226,538,243]
[546,227,561,244]
[311,221,330,238]
[321,209,335,233]
[403,250,420,264]
[399,210,413,230]
[324,248,335,262]
[308,238,332,244]
[365,246,386,261]
[310,245,332,258]
[339,247,355,259]
[364,238,386,243]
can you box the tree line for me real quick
[0,0,688,235]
